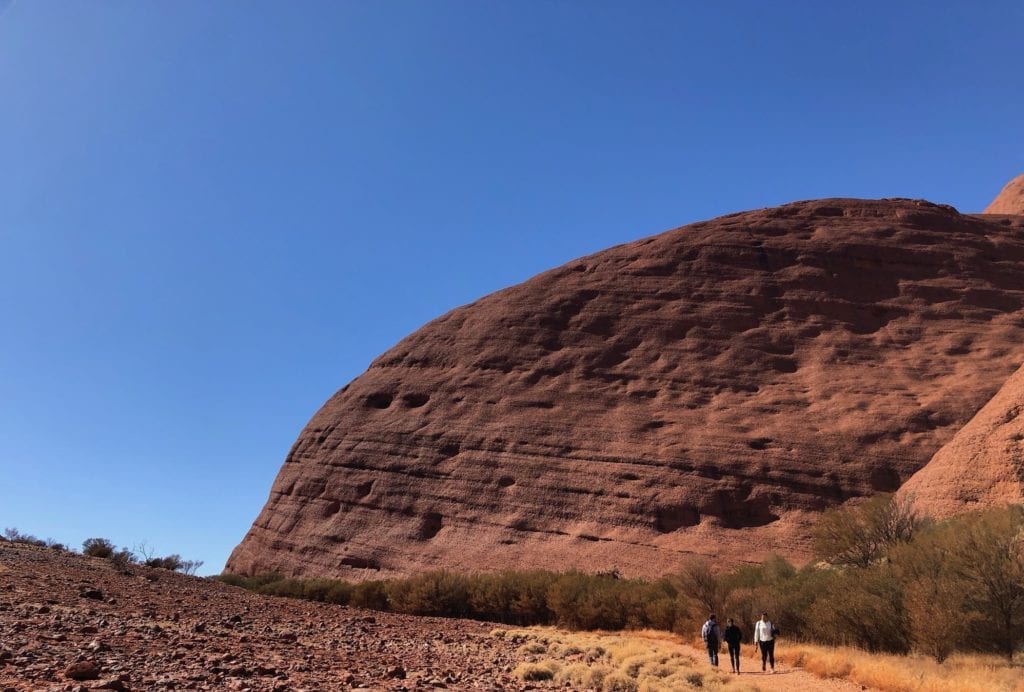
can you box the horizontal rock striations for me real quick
[228,198,1024,579]
[899,363,1024,518]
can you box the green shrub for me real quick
[82,537,115,558]
[385,570,470,616]
[350,580,390,610]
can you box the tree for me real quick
[813,493,921,568]
[948,506,1024,660]
[674,558,732,618]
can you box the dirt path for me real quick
[672,640,875,692]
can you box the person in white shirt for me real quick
[753,612,776,673]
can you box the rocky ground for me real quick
[0,542,552,691]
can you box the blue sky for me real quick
[1,1,1021,574]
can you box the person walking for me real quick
[723,617,743,674]
[753,612,777,673]
[701,614,722,667]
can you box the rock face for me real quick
[984,174,1024,214]
[228,197,1024,580]
[899,364,1024,519]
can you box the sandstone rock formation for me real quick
[899,363,1024,519]
[984,173,1024,214]
[228,197,1024,580]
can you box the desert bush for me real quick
[949,506,1024,660]
[385,570,470,617]
[3,527,46,546]
[45,538,66,551]
[813,493,920,568]
[804,563,910,653]
[467,569,558,624]
[109,548,137,573]
[602,672,639,691]
[893,505,1024,660]
[322,580,353,604]
[145,554,182,570]
[140,553,204,575]
[672,558,732,616]
[82,537,115,558]
[350,580,390,610]
[547,571,637,630]
[216,572,284,589]
[513,659,560,681]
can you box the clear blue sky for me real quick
[2,1,1021,574]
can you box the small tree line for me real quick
[219,498,1024,662]
[3,529,203,576]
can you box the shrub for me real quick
[110,548,137,573]
[513,660,560,681]
[385,570,470,616]
[145,554,182,570]
[602,672,639,691]
[82,537,115,558]
[4,528,46,547]
[804,563,909,653]
[893,505,1024,660]
[350,580,390,610]
[813,493,920,567]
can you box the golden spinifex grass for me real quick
[496,627,758,692]
[777,642,1024,692]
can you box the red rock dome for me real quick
[984,174,1024,214]
[228,198,1024,579]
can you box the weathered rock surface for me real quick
[229,197,1024,580]
[0,542,541,690]
[984,174,1024,214]
[899,363,1024,519]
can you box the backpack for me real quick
[701,620,718,644]
[771,624,780,637]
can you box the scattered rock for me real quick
[65,660,101,680]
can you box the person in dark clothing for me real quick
[723,618,743,673]
[701,614,722,666]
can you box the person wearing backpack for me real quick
[723,617,743,674]
[701,614,722,666]
[753,612,777,673]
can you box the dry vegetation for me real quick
[778,642,1024,692]
[494,627,758,692]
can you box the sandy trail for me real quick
[672,640,876,692]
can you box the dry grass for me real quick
[513,659,561,681]
[497,627,758,691]
[778,642,1024,692]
